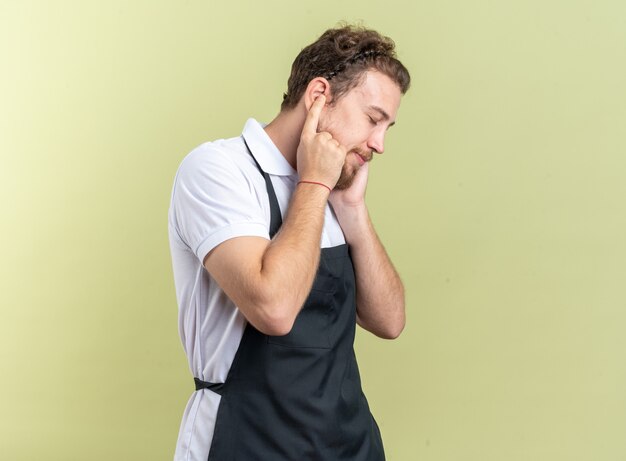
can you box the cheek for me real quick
[318,112,338,136]
[322,109,365,146]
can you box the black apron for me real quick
[195,136,385,460]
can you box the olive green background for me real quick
[2,0,625,459]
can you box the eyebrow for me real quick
[369,105,396,126]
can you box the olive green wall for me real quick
[2,0,625,459]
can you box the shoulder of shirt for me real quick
[179,136,244,169]
[174,135,259,184]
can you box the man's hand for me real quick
[328,160,371,244]
[329,161,370,211]
[296,95,346,189]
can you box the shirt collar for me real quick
[241,118,296,176]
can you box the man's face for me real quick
[317,70,403,189]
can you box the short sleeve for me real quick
[170,146,269,262]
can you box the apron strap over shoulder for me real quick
[241,135,283,239]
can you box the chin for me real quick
[334,170,357,190]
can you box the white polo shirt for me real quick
[168,118,345,461]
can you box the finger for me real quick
[302,94,326,136]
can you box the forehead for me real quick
[343,71,402,120]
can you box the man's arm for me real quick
[330,163,406,339]
[204,185,328,336]
[204,95,345,336]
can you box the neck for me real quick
[264,106,306,170]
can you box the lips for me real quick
[352,150,371,166]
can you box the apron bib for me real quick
[195,136,385,460]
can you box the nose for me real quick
[367,130,385,155]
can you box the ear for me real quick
[303,77,331,111]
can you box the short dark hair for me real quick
[281,24,411,111]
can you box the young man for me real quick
[169,25,411,460]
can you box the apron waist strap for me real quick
[194,377,225,395]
